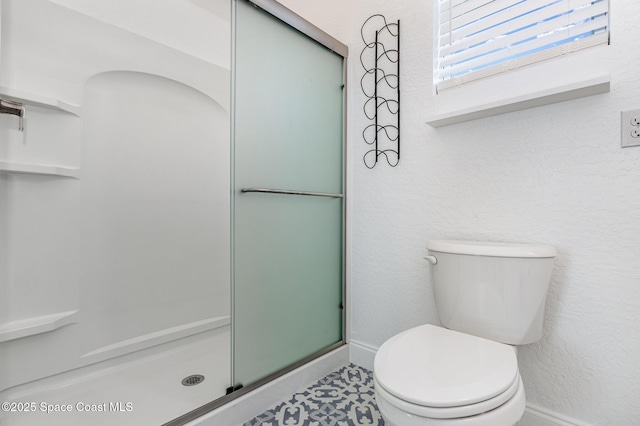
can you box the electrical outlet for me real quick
[622,109,640,148]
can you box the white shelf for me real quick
[0,310,78,343]
[426,76,611,127]
[0,86,81,116]
[81,316,230,363]
[0,161,80,178]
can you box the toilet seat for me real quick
[374,324,519,419]
[374,373,520,419]
[374,375,526,426]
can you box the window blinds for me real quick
[435,0,609,91]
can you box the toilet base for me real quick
[374,376,526,426]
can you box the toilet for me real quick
[373,240,556,426]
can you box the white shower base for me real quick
[0,326,230,426]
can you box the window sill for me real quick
[426,76,610,128]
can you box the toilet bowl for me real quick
[374,324,525,426]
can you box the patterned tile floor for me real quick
[244,364,385,426]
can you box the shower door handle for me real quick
[241,188,344,199]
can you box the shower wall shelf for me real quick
[81,316,231,364]
[0,161,80,179]
[0,310,78,343]
[0,86,81,116]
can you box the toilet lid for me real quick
[374,324,518,408]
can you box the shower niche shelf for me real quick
[0,310,78,343]
[0,161,80,178]
[0,86,81,116]
[0,87,82,178]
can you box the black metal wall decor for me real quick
[360,14,400,169]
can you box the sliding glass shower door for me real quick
[232,0,345,387]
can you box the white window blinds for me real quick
[435,0,609,91]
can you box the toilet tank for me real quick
[427,240,556,345]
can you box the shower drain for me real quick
[182,374,205,386]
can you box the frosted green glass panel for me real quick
[233,0,344,386]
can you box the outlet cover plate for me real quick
[621,109,640,148]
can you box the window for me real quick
[435,0,610,91]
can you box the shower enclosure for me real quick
[0,0,346,425]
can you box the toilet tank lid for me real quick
[427,240,556,258]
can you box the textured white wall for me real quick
[282,1,640,424]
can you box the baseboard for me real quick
[185,344,349,426]
[348,339,377,371]
[519,403,593,426]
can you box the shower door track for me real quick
[162,341,344,426]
